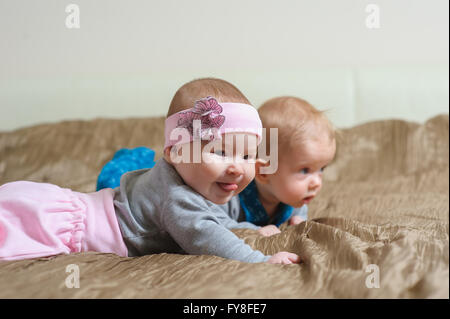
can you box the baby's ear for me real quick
[163,147,173,164]
[255,159,270,184]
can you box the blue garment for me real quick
[239,180,306,227]
[96,147,156,191]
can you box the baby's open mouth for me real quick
[217,182,238,192]
[303,196,314,203]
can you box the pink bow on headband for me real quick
[176,96,226,141]
[164,97,262,150]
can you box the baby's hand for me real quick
[258,225,281,237]
[267,252,300,265]
[289,215,304,225]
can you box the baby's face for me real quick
[168,133,258,205]
[266,135,336,207]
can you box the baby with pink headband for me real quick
[0,78,300,264]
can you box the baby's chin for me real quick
[205,189,236,205]
[212,199,230,205]
[286,199,310,208]
[207,195,233,205]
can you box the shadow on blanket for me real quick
[0,115,448,298]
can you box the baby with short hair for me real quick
[95,95,337,237]
[0,78,300,265]
[243,96,336,236]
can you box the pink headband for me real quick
[164,96,262,150]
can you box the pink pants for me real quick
[0,181,128,261]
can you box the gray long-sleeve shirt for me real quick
[113,158,270,263]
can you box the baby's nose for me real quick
[226,163,244,176]
[309,173,322,191]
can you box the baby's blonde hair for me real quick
[258,96,336,155]
[167,78,251,117]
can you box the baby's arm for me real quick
[211,204,279,236]
[267,252,300,264]
[289,215,304,225]
[216,197,260,230]
[223,219,261,230]
[162,199,269,263]
[289,205,309,225]
[161,196,299,264]
[258,225,281,236]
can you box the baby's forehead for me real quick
[202,133,259,149]
[283,136,336,165]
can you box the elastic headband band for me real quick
[164,96,262,150]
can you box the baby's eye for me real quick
[214,150,226,157]
[300,168,309,174]
[320,166,326,173]
[244,154,257,161]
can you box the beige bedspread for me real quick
[0,114,448,298]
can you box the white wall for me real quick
[0,0,448,131]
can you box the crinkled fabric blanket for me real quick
[0,115,448,298]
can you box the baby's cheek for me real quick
[287,180,307,198]
[243,169,253,183]
[240,164,255,188]
[203,161,225,176]
[246,163,255,179]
